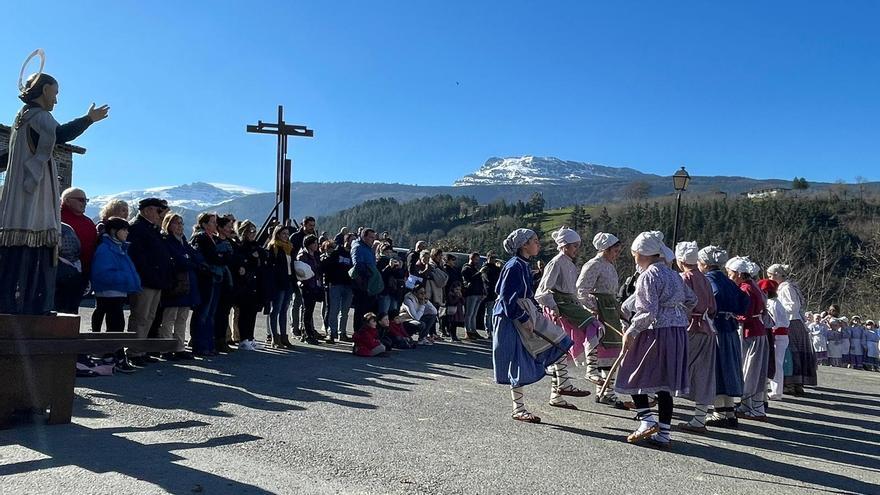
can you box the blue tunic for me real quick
[492,256,571,387]
[706,269,749,397]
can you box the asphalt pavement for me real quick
[1,307,879,495]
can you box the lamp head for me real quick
[673,166,691,191]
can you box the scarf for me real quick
[269,238,293,256]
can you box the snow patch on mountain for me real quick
[454,156,645,186]
[87,182,262,217]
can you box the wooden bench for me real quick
[0,313,177,426]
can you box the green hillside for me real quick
[320,193,880,317]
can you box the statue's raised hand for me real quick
[87,103,110,123]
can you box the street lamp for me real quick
[671,166,690,248]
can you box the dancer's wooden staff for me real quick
[597,350,625,398]
[595,318,629,397]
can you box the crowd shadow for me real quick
[0,420,267,493]
[71,337,495,423]
[0,336,497,490]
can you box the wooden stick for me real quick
[597,350,626,398]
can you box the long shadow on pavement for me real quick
[0,420,268,493]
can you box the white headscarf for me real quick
[551,226,581,249]
[661,245,675,264]
[698,245,729,266]
[592,232,619,251]
[725,256,752,274]
[675,241,700,265]
[503,228,536,255]
[748,261,762,279]
[767,263,792,278]
[631,231,666,256]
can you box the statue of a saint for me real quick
[0,59,109,314]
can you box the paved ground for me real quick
[1,306,879,494]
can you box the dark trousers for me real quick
[321,287,330,329]
[94,297,127,332]
[403,314,437,340]
[352,289,376,331]
[301,290,319,336]
[633,391,673,424]
[237,303,260,342]
[0,246,56,315]
[54,271,84,314]
[214,287,234,342]
[191,280,219,353]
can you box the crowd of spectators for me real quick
[54,189,505,375]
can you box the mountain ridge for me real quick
[454,155,649,186]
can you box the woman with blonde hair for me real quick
[96,199,130,236]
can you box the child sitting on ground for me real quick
[444,282,466,341]
[353,313,388,357]
[380,311,416,349]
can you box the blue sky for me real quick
[3,1,879,195]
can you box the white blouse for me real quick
[535,252,580,310]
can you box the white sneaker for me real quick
[239,340,255,351]
[418,338,433,346]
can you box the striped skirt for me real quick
[784,319,818,386]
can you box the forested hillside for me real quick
[319,194,880,316]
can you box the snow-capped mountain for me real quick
[453,156,646,186]
[87,182,262,218]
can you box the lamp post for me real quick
[671,166,691,248]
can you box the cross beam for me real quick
[246,105,313,241]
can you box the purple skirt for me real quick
[615,326,689,396]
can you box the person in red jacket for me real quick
[726,256,769,421]
[353,313,387,357]
[60,187,98,277]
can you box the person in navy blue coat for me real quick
[158,213,202,360]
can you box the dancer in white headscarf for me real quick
[492,229,584,423]
[616,231,696,448]
[768,264,817,395]
[726,257,769,421]
[576,231,625,407]
[674,241,718,434]
[534,227,593,404]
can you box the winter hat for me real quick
[757,278,778,294]
[104,217,130,235]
